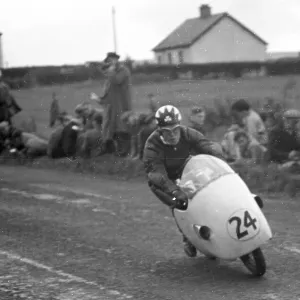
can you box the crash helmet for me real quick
[155,105,182,128]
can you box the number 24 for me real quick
[229,210,257,239]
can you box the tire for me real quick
[240,248,266,276]
[205,254,217,260]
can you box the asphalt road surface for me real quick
[0,165,299,300]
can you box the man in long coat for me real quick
[98,52,132,154]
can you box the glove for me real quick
[172,189,188,210]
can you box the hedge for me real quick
[2,58,300,89]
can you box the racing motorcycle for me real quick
[173,154,272,276]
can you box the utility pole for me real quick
[112,6,118,53]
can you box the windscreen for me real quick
[178,155,234,199]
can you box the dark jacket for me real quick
[269,125,300,163]
[0,81,22,123]
[143,126,223,195]
[0,126,25,153]
[189,121,206,135]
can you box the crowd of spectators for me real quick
[1,53,300,177]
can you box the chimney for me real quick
[0,33,3,69]
[199,4,211,18]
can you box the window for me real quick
[168,53,172,65]
[178,51,184,64]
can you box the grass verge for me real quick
[1,153,299,198]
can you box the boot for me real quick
[183,235,197,257]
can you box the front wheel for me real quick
[240,248,266,276]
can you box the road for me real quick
[0,165,299,300]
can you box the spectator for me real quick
[11,113,37,133]
[47,126,64,158]
[56,112,74,127]
[231,99,267,145]
[0,120,48,158]
[21,132,48,158]
[221,124,243,162]
[269,109,300,164]
[0,70,22,124]
[138,115,157,160]
[0,121,26,154]
[80,112,103,158]
[47,118,82,159]
[134,94,158,160]
[147,93,157,114]
[49,92,61,128]
[95,52,132,155]
[75,103,102,131]
[260,111,277,132]
[233,130,267,165]
[61,119,83,159]
[0,121,48,158]
[189,106,206,135]
[120,110,141,158]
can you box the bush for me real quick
[3,59,300,90]
[5,77,32,89]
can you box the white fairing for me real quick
[173,155,272,260]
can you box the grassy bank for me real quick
[1,153,299,198]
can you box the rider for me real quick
[143,105,224,257]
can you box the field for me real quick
[11,75,300,141]
[5,74,300,196]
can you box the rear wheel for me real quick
[240,248,266,276]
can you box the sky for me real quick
[1,0,300,67]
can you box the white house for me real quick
[152,5,268,65]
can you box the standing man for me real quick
[0,70,22,124]
[97,52,132,155]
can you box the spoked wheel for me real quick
[240,248,266,276]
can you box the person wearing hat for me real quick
[0,70,22,124]
[268,109,300,163]
[93,52,132,155]
[189,106,206,135]
[103,52,120,64]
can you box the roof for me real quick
[153,13,268,52]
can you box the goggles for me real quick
[159,124,180,134]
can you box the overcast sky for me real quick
[1,0,300,67]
